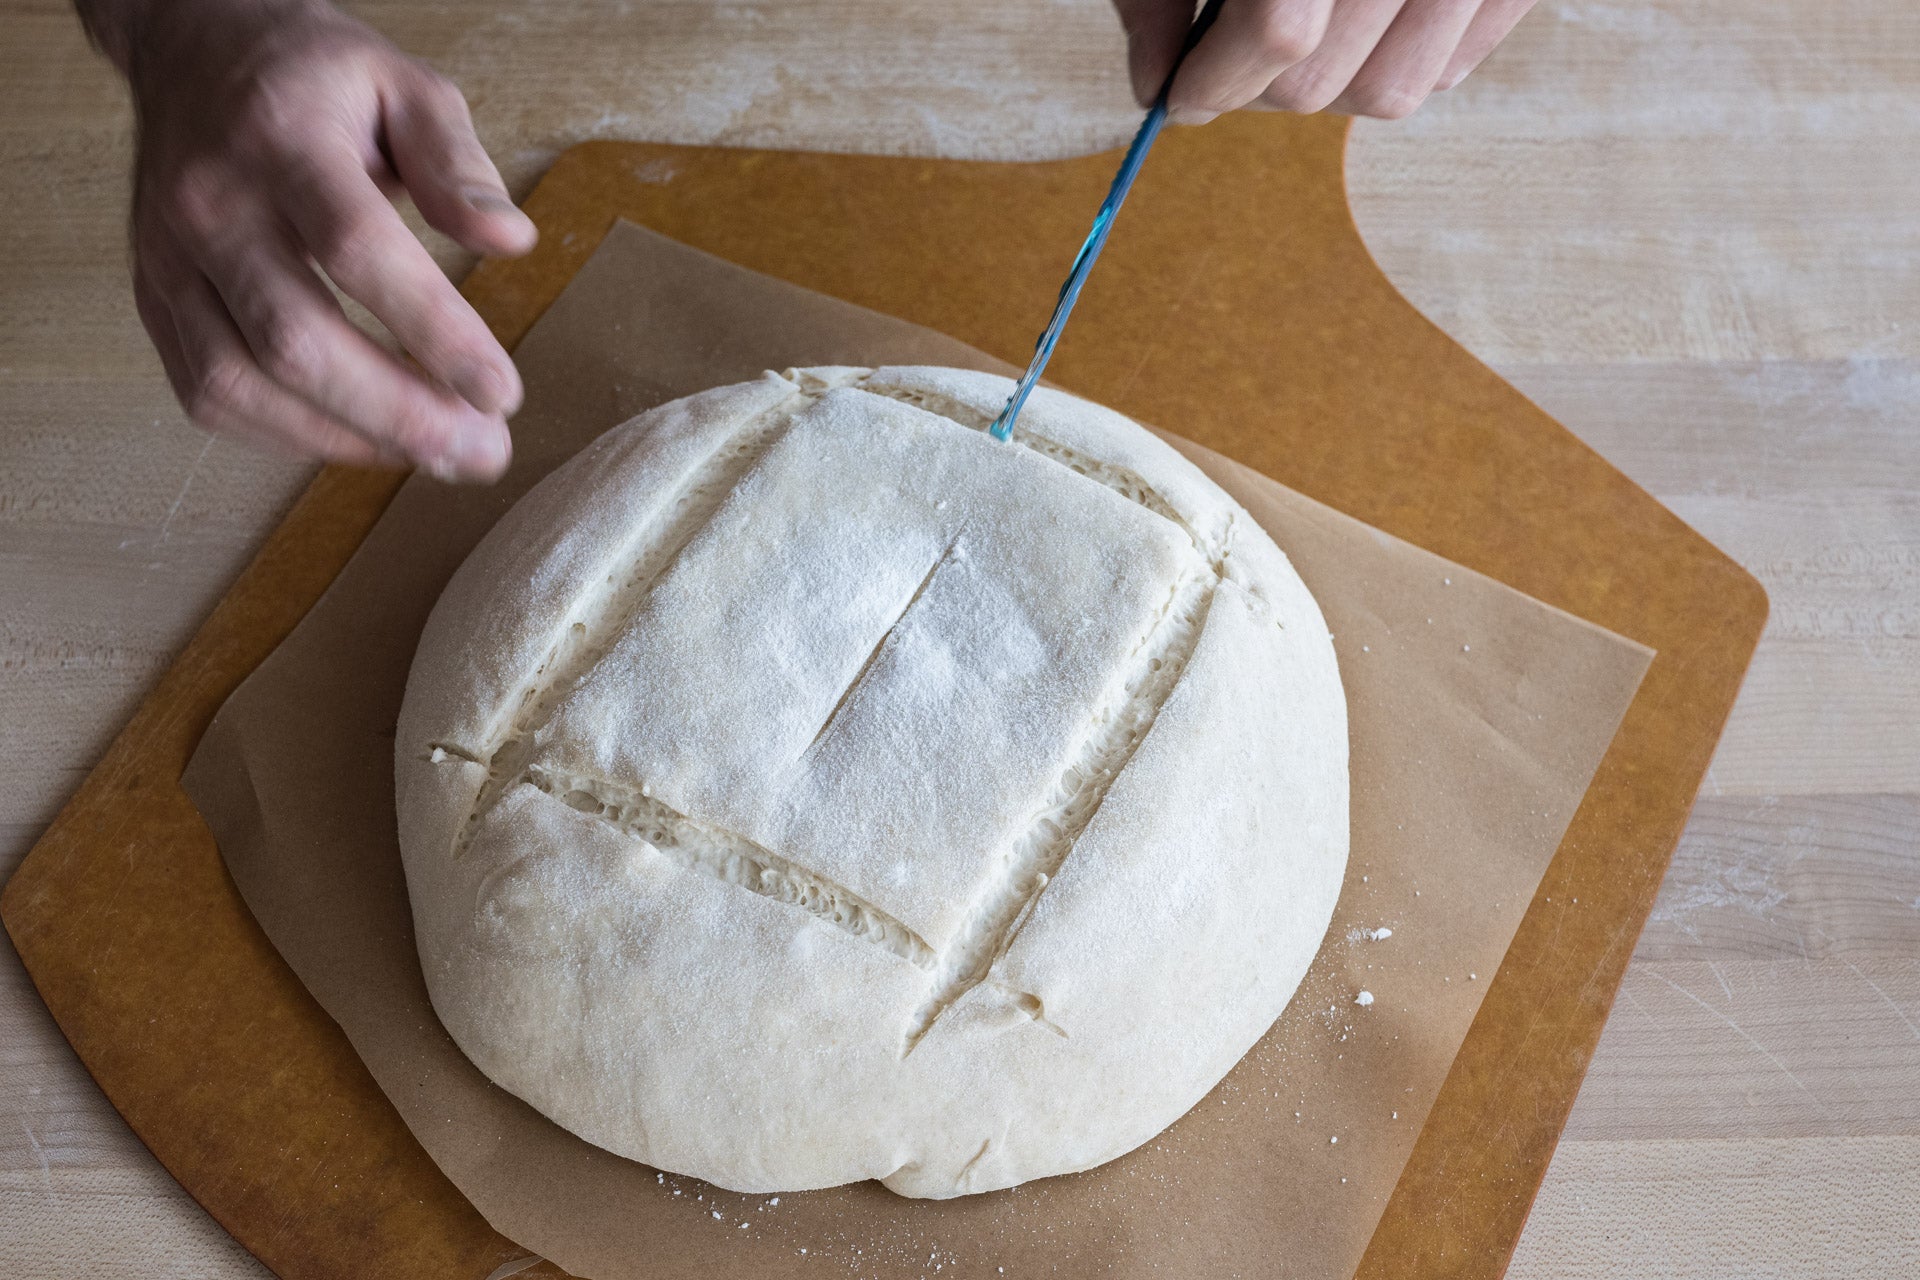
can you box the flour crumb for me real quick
[711,1210,722,1220]
[1462,643,1471,652]
[1355,990,1374,1007]
[1330,1135,1338,1144]
[769,1196,779,1206]
[429,746,447,763]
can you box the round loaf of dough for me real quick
[396,366,1347,1198]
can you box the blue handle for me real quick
[989,0,1229,442]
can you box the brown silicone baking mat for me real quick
[3,113,1766,1280]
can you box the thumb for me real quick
[1112,0,1195,107]
[385,67,537,259]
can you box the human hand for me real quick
[88,0,535,478]
[1112,0,1537,121]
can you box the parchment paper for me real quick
[183,221,1652,1280]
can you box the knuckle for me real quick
[227,72,310,157]
[400,61,472,122]
[311,212,386,284]
[160,159,231,239]
[1255,3,1326,64]
[182,357,248,423]
[254,315,328,389]
[229,103,281,156]
[1183,87,1238,116]
[1351,81,1426,119]
[1264,71,1342,114]
[424,70,471,116]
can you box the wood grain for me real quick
[2,0,1915,1276]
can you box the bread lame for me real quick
[989,0,1229,442]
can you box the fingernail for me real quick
[463,188,519,216]
[438,423,512,481]
[1170,106,1219,127]
[451,359,518,415]
[464,188,536,234]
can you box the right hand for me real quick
[121,0,535,478]
[1114,0,1538,121]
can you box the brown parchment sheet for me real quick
[182,221,1652,1280]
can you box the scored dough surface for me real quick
[396,366,1348,1197]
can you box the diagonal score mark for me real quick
[900,558,1218,1057]
[525,763,935,969]
[802,533,963,760]
[451,391,810,858]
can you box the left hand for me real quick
[1112,0,1538,121]
[103,0,536,477]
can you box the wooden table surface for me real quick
[4,1,1916,1275]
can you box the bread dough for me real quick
[396,366,1348,1198]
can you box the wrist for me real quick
[80,0,333,84]
[75,0,160,73]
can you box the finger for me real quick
[1333,0,1483,118]
[1437,0,1535,90]
[133,262,194,393]
[1261,0,1409,114]
[1111,0,1200,107]
[132,264,286,458]
[139,263,400,468]
[276,147,523,417]
[383,65,538,258]
[1168,0,1335,120]
[191,215,513,478]
[137,236,394,464]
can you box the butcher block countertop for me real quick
[3,1,1916,1275]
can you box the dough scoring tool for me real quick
[989,0,1229,442]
